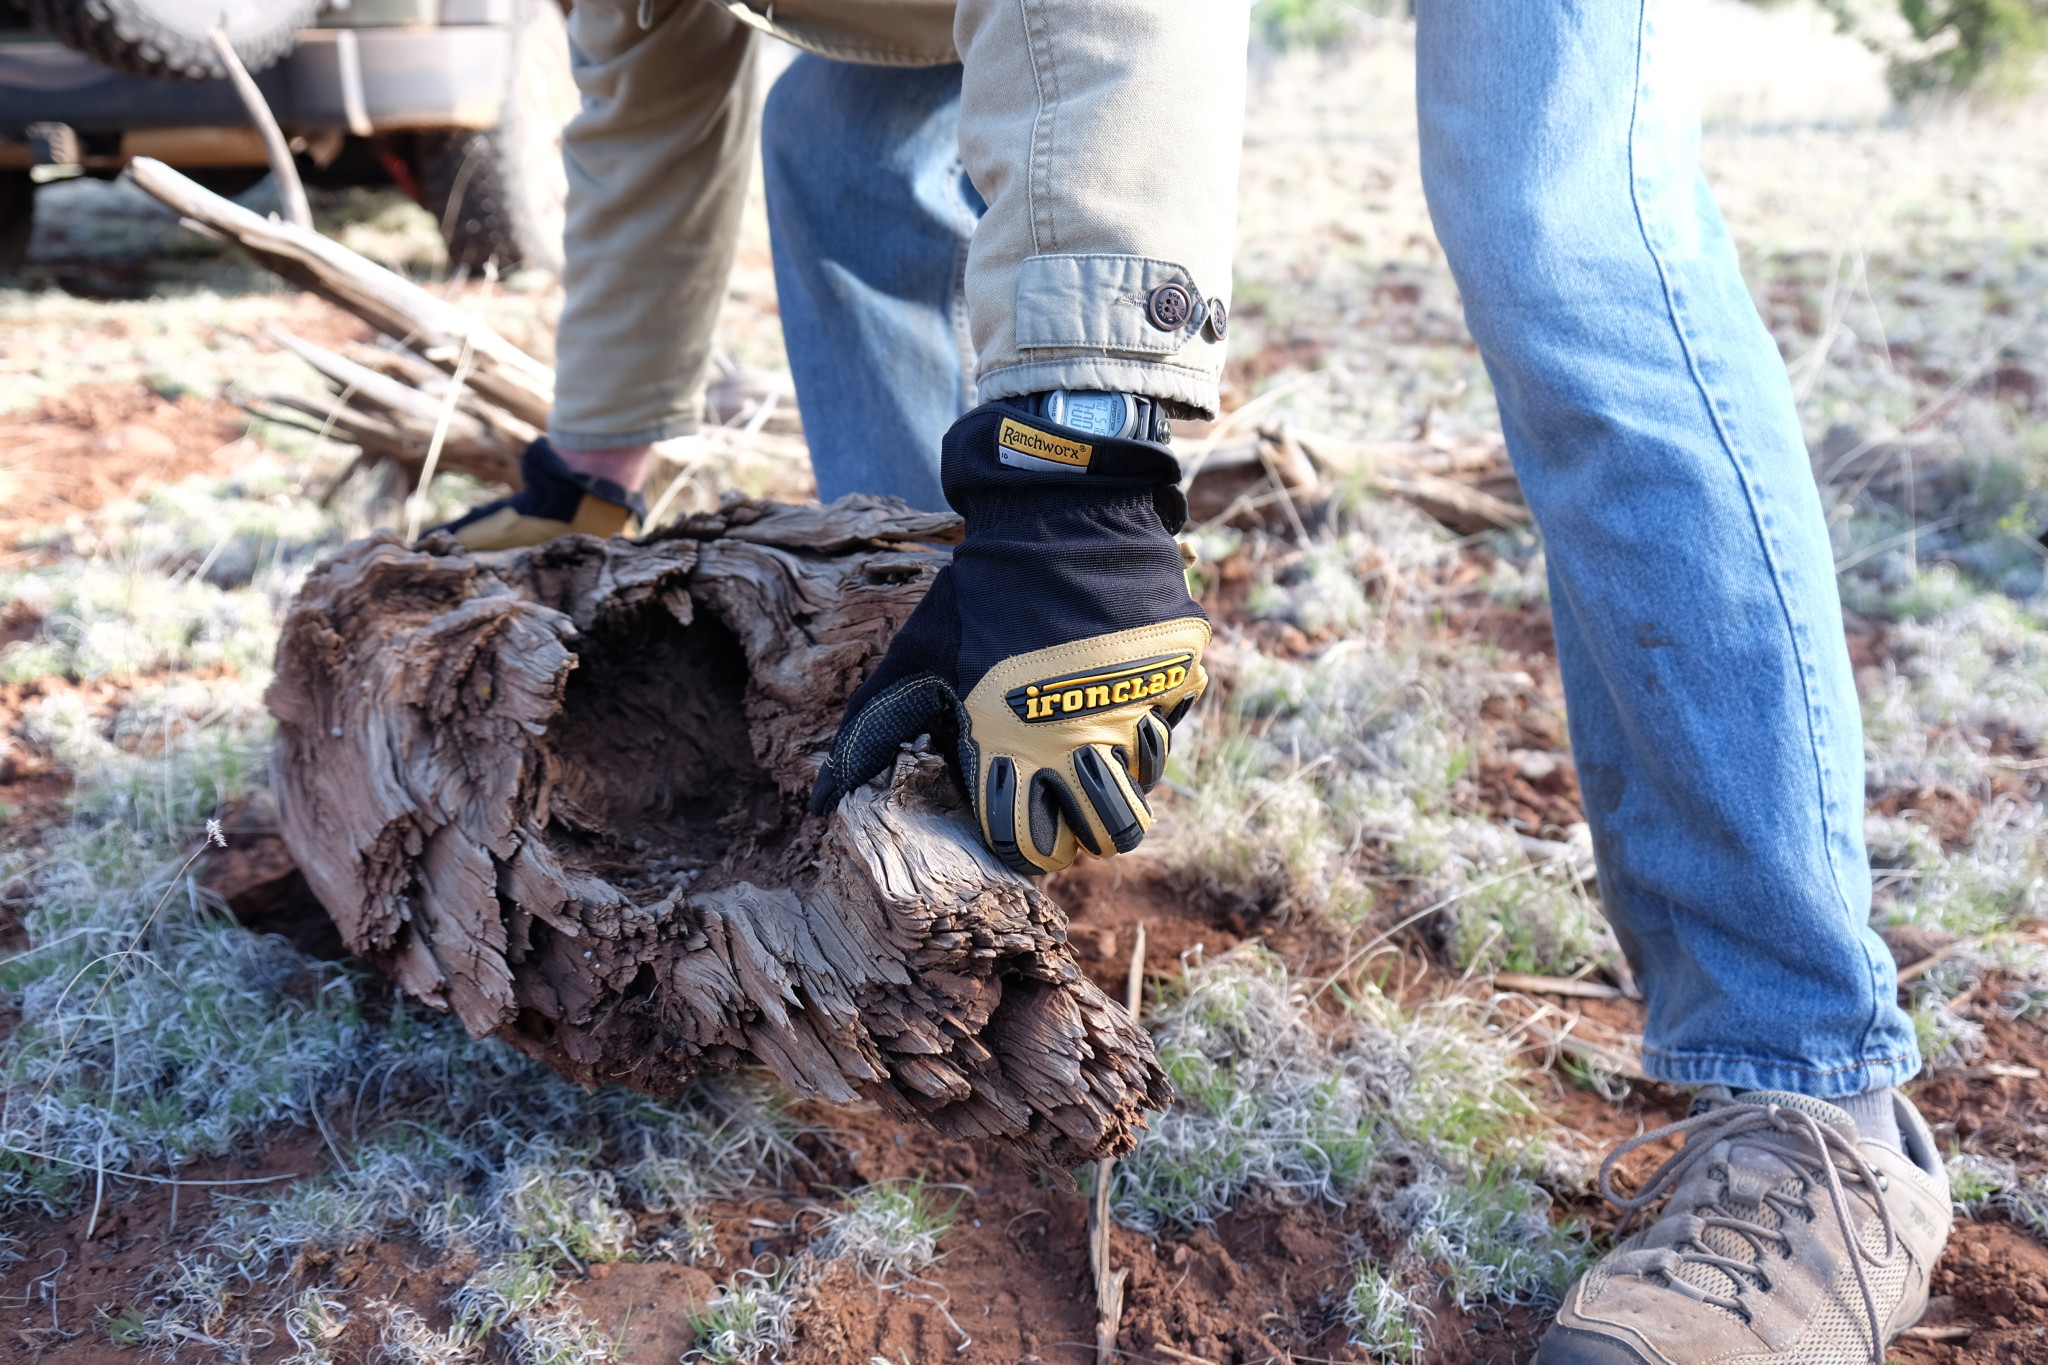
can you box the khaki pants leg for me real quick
[551,0,1246,444]
[549,0,758,449]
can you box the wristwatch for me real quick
[1000,389,1170,473]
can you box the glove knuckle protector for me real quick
[966,620,1208,873]
[810,397,1210,878]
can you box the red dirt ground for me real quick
[0,294,376,553]
[0,383,249,543]
[7,478,2048,1361]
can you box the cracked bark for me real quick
[266,496,1171,1165]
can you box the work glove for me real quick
[429,438,644,551]
[809,398,1209,876]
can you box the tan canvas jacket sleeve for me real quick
[550,0,1244,450]
[954,0,1247,417]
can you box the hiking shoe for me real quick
[428,438,644,551]
[1539,1090,1951,1365]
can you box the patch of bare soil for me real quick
[1912,995,2048,1172]
[0,678,88,847]
[1904,1222,2048,1363]
[0,667,244,852]
[0,1130,330,1365]
[0,383,249,542]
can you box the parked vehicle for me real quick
[0,0,576,272]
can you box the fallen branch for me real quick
[1090,922,1144,1364]
[208,23,308,231]
[1187,425,1529,537]
[127,157,555,428]
[257,327,527,486]
[1492,972,1625,1001]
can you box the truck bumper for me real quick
[0,27,510,144]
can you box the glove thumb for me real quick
[807,567,964,815]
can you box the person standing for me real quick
[798,7,1955,1364]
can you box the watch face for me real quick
[1056,391,1130,438]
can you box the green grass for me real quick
[1112,944,1565,1299]
[1393,1162,1592,1309]
[494,1140,639,1267]
[815,1178,955,1286]
[1345,1263,1430,1364]
[280,1290,350,1365]
[686,1269,803,1365]
[1164,503,1617,978]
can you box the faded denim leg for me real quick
[1414,0,1917,1096]
[762,55,982,513]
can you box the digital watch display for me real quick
[1031,389,1167,441]
[1045,389,1136,438]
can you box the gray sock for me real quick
[1834,1086,1903,1153]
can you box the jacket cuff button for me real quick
[1203,297,1228,342]
[1145,282,1195,332]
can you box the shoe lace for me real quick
[1596,1102,1898,1364]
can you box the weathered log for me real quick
[265,496,1167,1165]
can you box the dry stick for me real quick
[1090,922,1146,1365]
[207,25,310,231]
[0,1141,303,1187]
[1893,929,2048,985]
[1491,971,1625,1001]
[405,335,477,541]
[125,158,555,428]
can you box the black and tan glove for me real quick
[808,398,1208,876]
[429,438,644,551]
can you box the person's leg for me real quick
[1413,7,1952,1359]
[1416,0,1914,1103]
[762,56,982,513]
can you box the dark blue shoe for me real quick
[429,439,646,550]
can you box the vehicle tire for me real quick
[19,0,322,80]
[414,0,576,275]
[0,171,33,272]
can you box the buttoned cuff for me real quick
[1014,253,1226,356]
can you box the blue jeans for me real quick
[763,2,1919,1099]
[762,55,983,514]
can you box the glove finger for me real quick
[980,755,1082,876]
[1127,711,1172,791]
[1072,743,1152,855]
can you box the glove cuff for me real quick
[943,402,1192,534]
[440,438,649,535]
[943,400,1182,489]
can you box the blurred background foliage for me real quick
[1251,0,2048,99]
